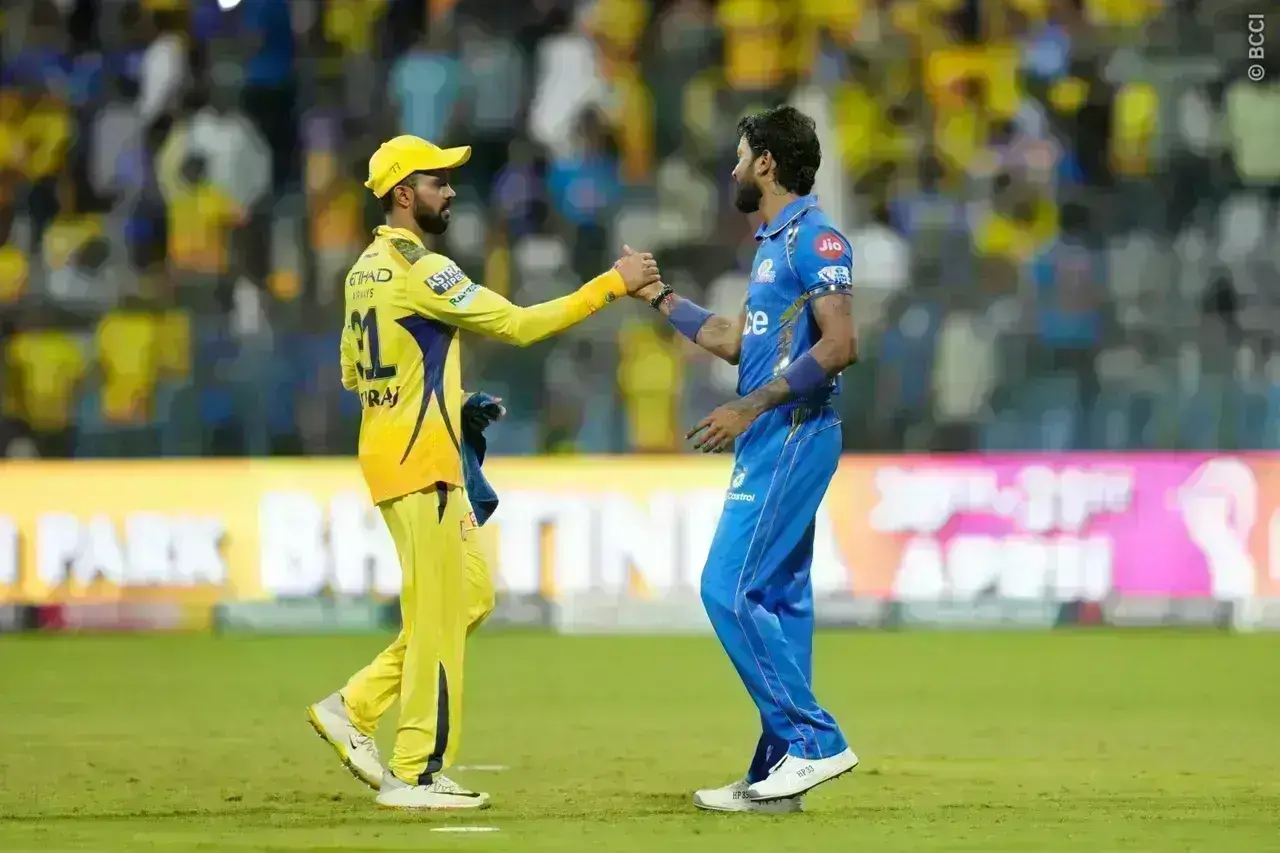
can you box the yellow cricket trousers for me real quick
[339,484,496,785]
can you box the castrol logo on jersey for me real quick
[815,234,844,260]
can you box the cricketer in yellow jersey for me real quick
[305,135,661,810]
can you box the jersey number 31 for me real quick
[350,307,398,380]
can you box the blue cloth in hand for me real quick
[461,392,502,526]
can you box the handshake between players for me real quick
[313,107,857,813]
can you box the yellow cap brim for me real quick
[368,146,472,197]
[429,146,472,171]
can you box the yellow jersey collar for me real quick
[374,225,424,246]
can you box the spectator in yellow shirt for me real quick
[3,308,87,457]
[0,209,27,304]
[717,0,796,102]
[21,88,72,244]
[166,153,244,312]
[1085,0,1163,28]
[42,178,105,273]
[95,301,165,430]
[796,0,863,71]
[324,0,389,56]
[0,90,24,205]
[974,172,1059,293]
[831,55,886,182]
[617,316,683,452]
[1110,82,1158,178]
[21,90,72,183]
[588,0,655,184]
[934,76,990,176]
[307,144,368,306]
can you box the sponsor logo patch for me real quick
[743,310,769,336]
[817,265,851,285]
[347,268,393,287]
[448,281,481,307]
[427,264,468,295]
[814,233,845,260]
[755,258,776,283]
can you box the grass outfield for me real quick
[1,631,1279,852]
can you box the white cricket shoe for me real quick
[693,778,803,814]
[375,770,491,810]
[746,748,859,802]
[307,691,383,790]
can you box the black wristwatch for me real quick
[648,284,673,310]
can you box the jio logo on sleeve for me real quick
[815,234,845,260]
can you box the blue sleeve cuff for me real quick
[668,298,713,342]
[780,351,830,396]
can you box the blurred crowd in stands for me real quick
[0,0,1277,458]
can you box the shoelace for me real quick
[351,730,380,759]
[431,776,466,794]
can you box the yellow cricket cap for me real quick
[365,135,471,198]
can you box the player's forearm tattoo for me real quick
[738,337,850,418]
[653,291,739,362]
[696,314,740,350]
[738,376,795,418]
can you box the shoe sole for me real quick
[748,757,859,803]
[306,705,381,792]
[376,799,492,811]
[692,797,750,813]
[693,799,802,814]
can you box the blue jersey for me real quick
[738,194,854,403]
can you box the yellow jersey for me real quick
[341,226,628,504]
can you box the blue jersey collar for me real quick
[755,194,819,241]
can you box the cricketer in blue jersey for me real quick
[630,106,859,813]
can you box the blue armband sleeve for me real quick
[780,351,830,396]
[668,297,713,342]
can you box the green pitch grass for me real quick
[2,630,1279,852]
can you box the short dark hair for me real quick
[380,172,420,212]
[737,106,821,196]
[380,184,402,213]
[381,170,445,212]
